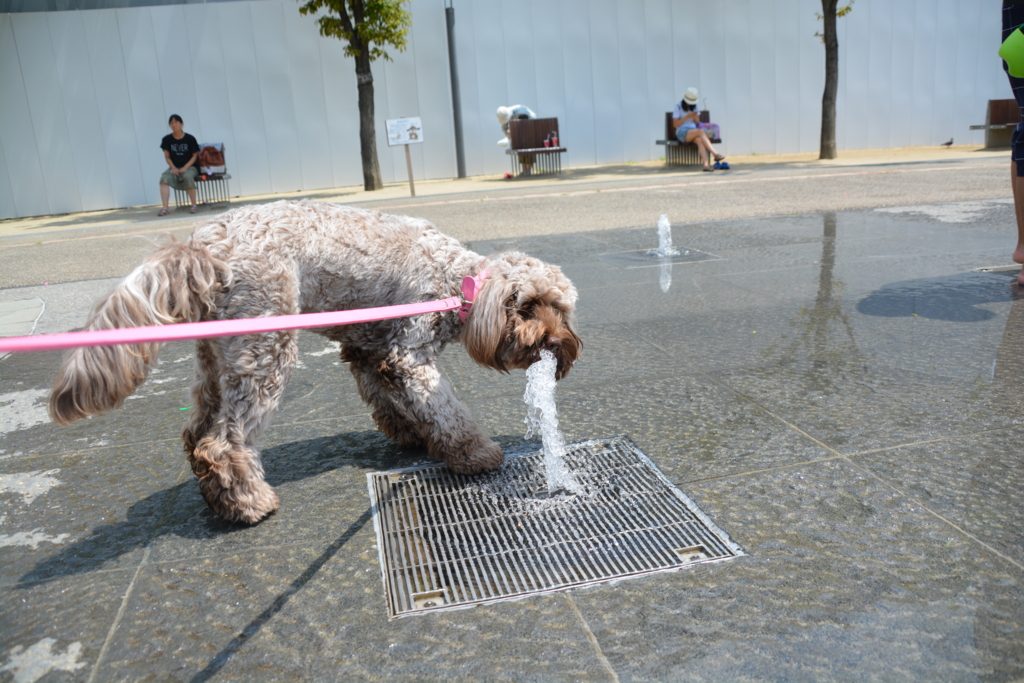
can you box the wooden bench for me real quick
[507,117,566,177]
[656,111,721,165]
[174,143,232,208]
[969,99,1020,148]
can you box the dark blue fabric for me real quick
[1003,3,1024,173]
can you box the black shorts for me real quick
[1003,2,1024,173]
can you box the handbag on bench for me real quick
[199,144,226,176]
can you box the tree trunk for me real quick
[819,0,839,160]
[355,51,383,191]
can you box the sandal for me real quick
[702,165,714,172]
[713,154,726,162]
[190,205,198,213]
[158,207,170,216]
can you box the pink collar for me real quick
[459,269,490,321]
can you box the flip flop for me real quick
[158,207,170,216]
[714,154,726,162]
[190,205,198,213]
[702,166,714,172]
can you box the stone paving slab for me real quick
[572,459,1024,682]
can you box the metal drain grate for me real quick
[367,435,744,618]
[598,248,721,269]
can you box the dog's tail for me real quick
[49,239,230,425]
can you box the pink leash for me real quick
[0,270,489,354]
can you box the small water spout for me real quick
[655,214,680,257]
[523,350,582,495]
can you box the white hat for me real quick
[496,106,512,124]
[682,88,699,106]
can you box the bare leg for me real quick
[159,183,170,210]
[698,130,722,161]
[187,187,198,208]
[686,129,713,169]
[1012,162,1024,284]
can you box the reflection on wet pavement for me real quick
[1,200,1022,681]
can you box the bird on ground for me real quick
[940,138,953,147]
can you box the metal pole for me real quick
[445,3,466,179]
[404,144,416,197]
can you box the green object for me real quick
[180,406,191,411]
[1001,26,1024,78]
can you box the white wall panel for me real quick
[151,5,201,141]
[931,0,958,146]
[910,0,937,146]
[317,30,362,189]
[530,0,567,141]
[0,136,15,220]
[888,0,915,147]
[13,13,81,214]
[218,2,272,196]
[644,0,675,156]
[560,0,596,168]
[381,35,423,183]
[589,0,622,165]
[501,0,536,111]
[672,0,700,100]
[283,5,333,190]
[955,0,985,145]
[450,0,485,177]
[722,0,753,155]
[865,0,892,149]
[749,0,776,154]
[117,7,168,205]
[0,14,48,218]
[48,12,114,211]
[797,0,823,153]
[251,1,303,193]
[837,4,864,150]
[470,1,509,175]
[773,0,801,154]
[183,4,238,179]
[617,1,648,163]
[81,9,145,209]
[409,0,456,180]
[0,0,1011,218]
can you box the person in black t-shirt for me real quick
[158,114,200,215]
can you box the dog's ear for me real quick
[462,271,515,373]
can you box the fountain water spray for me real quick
[523,350,582,495]
[652,214,678,293]
[654,214,680,257]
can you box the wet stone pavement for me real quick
[2,199,1024,682]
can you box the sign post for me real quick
[386,117,423,197]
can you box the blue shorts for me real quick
[1003,3,1024,173]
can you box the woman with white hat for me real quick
[672,88,724,172]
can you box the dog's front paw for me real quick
[199,476,279,525]
[190,438,280,524]
[442,437,504,476]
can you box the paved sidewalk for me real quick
[0,145,1006,240]
[1,147,1022,682]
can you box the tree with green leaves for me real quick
[816,0,853,160]
[298,0,412,191]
